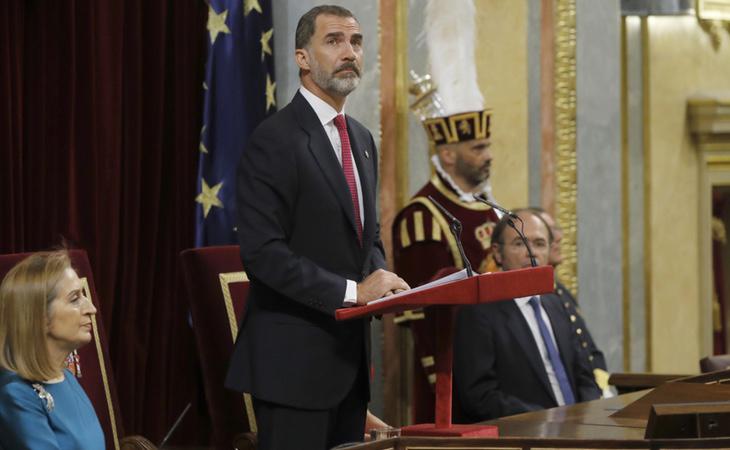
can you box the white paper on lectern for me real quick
[367,268,470,306]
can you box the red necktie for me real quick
[333,114,363,245]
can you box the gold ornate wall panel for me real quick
[554,0,578,294]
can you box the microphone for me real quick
[472,194,537,268]
[473,193,518,219]
[427,195,474,277]
[158,402,192,448]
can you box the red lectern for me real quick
[336,266,554,437]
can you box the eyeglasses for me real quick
[502,238,549,251]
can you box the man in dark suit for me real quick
[453,210,600,422]
[225,5,408,450]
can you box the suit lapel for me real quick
[502,300,557,402]
[292,93,359,237]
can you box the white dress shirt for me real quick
[514,295,567,405]
[299,86,364,306]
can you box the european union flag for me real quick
[195,0,276,246]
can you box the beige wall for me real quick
[647,17,730,372]
[475,0,529,209]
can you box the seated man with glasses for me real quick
[453,209,600,422]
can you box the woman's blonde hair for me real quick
[0,251,72,381]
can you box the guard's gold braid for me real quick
[408,197,463,269]
[82,278,120,450]
[393,309,425,324]
[219,272,257,433]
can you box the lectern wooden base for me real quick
[335,267,554,440]
[401,423,499,437]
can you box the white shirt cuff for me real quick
[343,279,357,306]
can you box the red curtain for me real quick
[1,0,210,443]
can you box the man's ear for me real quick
[295,48,310,71]
[491,243,503,266]
[437,145,455,166]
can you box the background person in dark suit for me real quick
[225,5,408,450]
[453,210,600,422]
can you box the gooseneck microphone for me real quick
[427,195,474,277]
[472,193,518,219]
[473,194,537,268]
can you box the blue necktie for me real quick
[529,296,576,405]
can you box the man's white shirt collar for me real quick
[430,154,498,209]
[300,86,344,126]
[514,294,539,307]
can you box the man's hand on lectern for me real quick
[356,269,410,305]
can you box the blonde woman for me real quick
[0,251,105,449]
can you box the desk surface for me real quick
[481,390,648,439]
[347,390,730,449]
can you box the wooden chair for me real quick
[180,245,257,450]
[0,250,153,450]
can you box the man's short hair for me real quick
[295,5,356,50]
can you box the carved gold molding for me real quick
[697,0,730,20]
[554,0,578,294]
[688,96,730,158]
[697,0,730,50]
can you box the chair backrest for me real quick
[180,245,256,449]
[0,250,124,450]
[700,354,730,373]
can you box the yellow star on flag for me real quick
[243,0,263,16]
[265,74,276,112]
[199,142,209,154]
[260,28,273,61]
[207,6,231,44]
[196,179,224,218]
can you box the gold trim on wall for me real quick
[620,17,632,372]
[641,16,653,371]
[554,0,578,294]
[395,0,409,209]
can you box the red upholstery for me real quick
[0,250,124,450]
[180,245,255,449]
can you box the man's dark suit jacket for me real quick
[453,293,601,422]
[225,91,386,410]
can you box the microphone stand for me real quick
[427,195,474,277]
[473,194,537,268]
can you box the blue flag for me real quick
[195,0,276,246]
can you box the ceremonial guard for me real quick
[391,1,502,422]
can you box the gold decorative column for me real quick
[554,0,578,293]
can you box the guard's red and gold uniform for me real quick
[392,173,499,423]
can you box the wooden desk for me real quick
[345,390,730,449]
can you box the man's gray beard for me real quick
[310,59,360,96]
[455,156,489,188]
